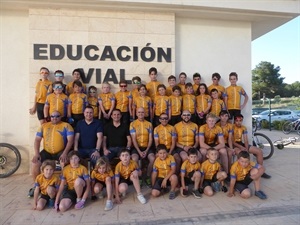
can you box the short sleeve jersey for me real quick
[146,81,161,101]
[201,160,221,180]
[115,160,139,180]
[35,79,53,104]
[233,125,247,143]
[45,93,69,117]
[88,96,99,118]
[169,95,182,116]
[174,121,198,147]
[154,124,176,150]
[66,81,87,95]
[210,99,226,117]
[199,124,223,145]
[98,93,115,111]
[115,91,131,112]
[36,121,74,154]
[230,161,258,181]
[69,93,88,114]
[196,94,212,112]
[62,164,89,190]
[177,83,186,95]
[180,160,201,177]
[34,173,60,195]
[154,95,170,116]
[166,86,173,96]
[133,96,152,117]
[91,169,114,182]
[208,84,225,99]
[153,155,176,178]
[216,122,233,144]
[182,94,196,114]
[130,119,153,147]
[130,89,139,100]
[193,84,199,95]
[224,85,247,110]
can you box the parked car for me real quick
[252,109,300,123]
[252,108,268,115]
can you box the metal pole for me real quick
[268,98,271,131]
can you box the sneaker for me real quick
[261,173,271,179]
[181,188,189,197]
[28,187,35,198]
[104,200,113,211]
[169,191,176,200]
[255,190,267,200]
[74,200,85,209]
[137,193,146,204]
[98,191,104,199]
[221,186,228,193]
[48,198,55,208]
[199,187,204,194]
[191,189,202,199]
[211,181,221,192]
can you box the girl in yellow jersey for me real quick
[196,83,212,125]
[153,84,171,127]
[98,82,116,125]
[115,80,131,125]
[132,84,152,122]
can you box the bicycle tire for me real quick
[253,132,274,160]
[0,143,21,178]
[282,121,292,134]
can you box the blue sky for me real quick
[252,16,300,84]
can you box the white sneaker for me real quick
[137,193,146,204]
[104,200,113,211]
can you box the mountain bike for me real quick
[273,137,299,149]
[0,143,21,178]
[252,132,274,160]
[252,117,262,132]
[282,119,300,135]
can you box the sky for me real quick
[252,16,300,84]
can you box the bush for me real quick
[272,120,289,130]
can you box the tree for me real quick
[252,61,285,99]
[284,81,300,97]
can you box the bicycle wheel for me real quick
[253,133,274,160]
[0,143,21,178]
[282,121,293,134]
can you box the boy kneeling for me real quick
[227,151,267,199]
[151,144,178,200]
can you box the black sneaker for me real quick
[28,187,35,198]
[181,189,189,197]
[261,173,271,179]
[199,187,204,194]
[255,190,267,199]
[191,189,202,199]
[221,186,228,193]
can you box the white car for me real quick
[252,109,299,123]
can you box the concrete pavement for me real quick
[0,129,299,225]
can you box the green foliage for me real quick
[273,95,281,104]
[272,120,287,130]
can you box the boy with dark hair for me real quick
[146,67,161,101]
[208,72,225,99]
[153,84,171,127]
[169,85,182,126]
[177,72,187,95]
[166,75,176,96]
[66,68,87,95]
[227,151,267,199]
[192,73,201,95]
[182,82,197,123]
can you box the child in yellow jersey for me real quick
[44,81,69,121]
[166,75,176,96]
[177,72,187,95]
[55,151,90,212]
[146,67,161,101]
[129,76,142,121]
[114,149,146,204]
[68,80,88,128]
[196,83,212,125]
[98,82,116,125]
[33,160,59,210]
[91,157,114,211]
[47,70,67,95]
[169,85,182,126]
[115,80,131,126]
[227,151,267,200]
[151,144,178,200]
[200,148,227,196]
[66,68,87,95]
[180,148,202,199]
[192,73,201,95]
[182,83,197,123]
[210,89,226,120]
[208,73,225,99]
[87,86,99,119]
[29,67,52,124]
[153,84,171,127]
[132,84,152,122]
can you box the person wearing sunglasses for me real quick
[29,110,74,197]
[47,70,67,95]
[115,80,131,126]
[44,81,69,122]
[208,73,225,99]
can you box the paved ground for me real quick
[0,129,299,225]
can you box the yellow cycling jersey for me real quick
[193,84,199,95]
[146,81,161,101]
[154,95,170,116]
[115,91,131,112]
[131,89,139,100]
[98,93,115,111]
[154,124,176,150]
[210,99,226,117]
[233,125,248,143]
[208,84,225,99]
[174,121,198,147]
[69,93,88,114]
[115,160,139,180]
[199,124,223,145]
[216,122,233,144]
[225,85,247,110]
[201,160,221,180]
[182,94,196,114]
[166,86,173,96]
[180,160,201,177]
[35,79,53,104]
[230,161,257,181]
[66,81,87,95]
[130,119,153,147]
[88,96,99,118]
[45,93,69,117]
[91,169,114,182]
[153,155,176,178]
[36,121,74,154]
[169,95,182,116]
[62,164,89,190]
[133,96,152,117]
[35,173,60,195]
[196,94,212,112]
[177,83,186,95]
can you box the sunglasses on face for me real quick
[182,114,191,116]
[50,115,60,118]
[55,73,64,77]
[133,81,141,84]
[120,85,127,88]
[89,91,96,93]
[54,86,63,89]
[159,117,168,120]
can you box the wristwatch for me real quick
[95,149,100,153]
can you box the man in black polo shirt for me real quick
[74,106,103,166]
[103,109,132,161]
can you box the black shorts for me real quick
[203,173,218,188]
[40,193,50,201]
[131,147,154,159]
[228,109,241,120]
[40,150,62,163]
[36,103,45,120]
[152,177,171,191]
[184,171,195,185]
[236,142,251,150]
[62,187,77,203]
[95,180,106,188]
[119,177,132,185]
[235,172,253,193]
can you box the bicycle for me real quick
[273,137,299,150]
[252,132,274,160]
[0,143,21,178]
[282,119,300,135]
[252,117,262,132]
